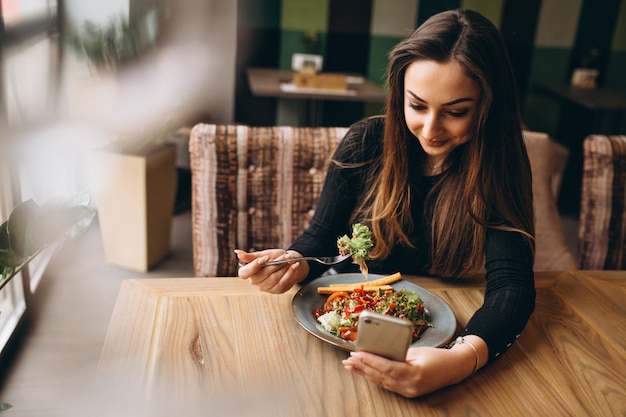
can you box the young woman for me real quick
[236,9,535,397]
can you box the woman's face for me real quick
[403,59,481,165]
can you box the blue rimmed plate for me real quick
[292,273,457,351]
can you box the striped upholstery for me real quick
[189,124,348,277]
[579,135,626,270]
[189,124,577,277]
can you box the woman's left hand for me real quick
[342,344,481,398]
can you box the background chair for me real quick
[189,124,347,276]
[189,124,577,277]
[579,134,626,269]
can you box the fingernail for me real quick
[257,256,268,264]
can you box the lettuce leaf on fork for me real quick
[337,223,374,279]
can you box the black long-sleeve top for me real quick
[289,117,535,362]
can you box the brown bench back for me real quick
[189,124,348,276]
[189,124,577,276]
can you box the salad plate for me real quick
[292,273,457,351]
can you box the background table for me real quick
[247,68,387,103]
[536,83,626,131]
[98,271,625,416]
[536,83,626,214]
[246,68,386,126]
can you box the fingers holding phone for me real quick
[356,310,414,361]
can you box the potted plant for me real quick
[65,10,179,272]
[292,30,323,74]
[91,136,177,272]
[65,10,159,74]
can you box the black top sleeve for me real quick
[289,117,535,363]
[289,118,382,278]
[460,227,535,362]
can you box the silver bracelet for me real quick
[450,336,480,377]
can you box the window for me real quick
[0,0,60,354]
[2,0,57,36]
[0,155,26,353]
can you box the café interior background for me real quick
[0,0,623,406]
[2,0,625,201]
[236,0,626,130]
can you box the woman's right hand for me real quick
[343,335,487,397]
[235,249,309,294]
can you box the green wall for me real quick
[237,0,626,131]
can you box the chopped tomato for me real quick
[324,291,350,311]
[339,327,357,341]
[353,304,365,313]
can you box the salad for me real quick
[337,223,373,279]
[314,286,431,342]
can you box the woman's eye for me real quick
[448,110,469,118]
[409,103,426,111]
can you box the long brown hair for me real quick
[360,9,534,277]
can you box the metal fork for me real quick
[238,253,352,267]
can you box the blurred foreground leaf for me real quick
[0,193,96,292]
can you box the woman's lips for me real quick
[426,139,447,148]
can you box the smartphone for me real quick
[356,310,414,361]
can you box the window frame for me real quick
[0,0,62,356]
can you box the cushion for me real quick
[523,130,577,271]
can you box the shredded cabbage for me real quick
[317,311,340,333]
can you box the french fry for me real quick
[329,272,402,288]
[317,284,393,294]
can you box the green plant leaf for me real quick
[0,220,11,253]
[0,194,96,290]
[6,200,39,258]
[30,198,96,248]
[0,247,25,269]
[65,9,159,72]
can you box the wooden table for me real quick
[535,83,626,214]
[247,68,386,126]
[99,271,626,416]
[536,83,626,139]
[247,68,387,103]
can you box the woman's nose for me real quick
[422,113,441,138]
